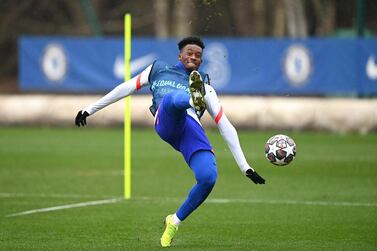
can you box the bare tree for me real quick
[173,0,193,37]
[230,0,252,36]
[251,0,266,36]
[68,0,92,35]
[271,0,286,37]
[154,0,169,38]
[284,0,308,37]
[311,0,336,36]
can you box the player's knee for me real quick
[171,91,189,107]
[162,92,174,105]
[162,91,189,115]
[197,168,217,188]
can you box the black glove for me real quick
[245,169,265,184]
[75,110,89,127]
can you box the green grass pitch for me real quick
[1,127,377,250]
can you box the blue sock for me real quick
[176,150,218,221]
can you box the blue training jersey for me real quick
[148,60,208,116]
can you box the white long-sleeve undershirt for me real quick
[84,65,152,115]
[204,85,253,174]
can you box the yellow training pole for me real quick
[124,13,131,200]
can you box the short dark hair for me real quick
[178,36,205,51]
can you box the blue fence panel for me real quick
[358,39,377,95]
[19,36,377,96]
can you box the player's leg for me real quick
[158,90,213,247]
[159,71,206,117]
[155,91,191,149]
[176,150,217,220]
[160,150,217,247]
[160,90,191,119]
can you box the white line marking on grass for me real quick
[6,198,123,217]
[134,196,377,208]
[205,198,377,207]
[0,192,116,199]
[4,194,376,218]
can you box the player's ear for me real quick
[178,53,182,61]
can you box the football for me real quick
[265,134,296,166]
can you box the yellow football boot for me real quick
[160,214,179,247]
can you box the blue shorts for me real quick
[154,106,213,164]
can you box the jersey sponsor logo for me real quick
[114,53,157,79]
[150,80,189,93]
[366,55,377,80]
[42,43,67,83]
[283,44,312,87]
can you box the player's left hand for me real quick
[75,110,89,127]
[245,169,265,184]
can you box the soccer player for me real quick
[75,36,265,247]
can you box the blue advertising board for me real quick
[19,36,377,96]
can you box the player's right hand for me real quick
[75,110,89,127]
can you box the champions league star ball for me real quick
[265,134,296,166]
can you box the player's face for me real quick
[178,44,203,71]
